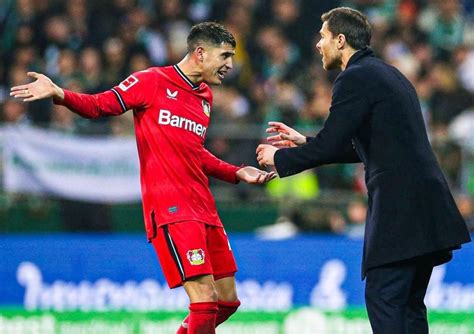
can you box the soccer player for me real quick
[11,22,275,334]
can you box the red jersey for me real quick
[55,65,240,240]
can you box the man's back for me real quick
[340,49,471,275]
[257,8,472,333]
[346,53,437,177]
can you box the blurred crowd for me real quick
[1,0,474,234]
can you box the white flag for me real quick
[3,125,141,203]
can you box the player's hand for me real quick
[236,166,276,184]
[266,121,306,148]
[256,144,278,168]
[10,72,64,102]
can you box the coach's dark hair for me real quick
[321,7,371,50]
[187,22,236,53]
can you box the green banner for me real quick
[1,308,473,334]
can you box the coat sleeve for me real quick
[275,70,367,177]
[306,136,361,163]
[54,70,157,119]
[200,148,240,184]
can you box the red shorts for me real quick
[151,221,237,288]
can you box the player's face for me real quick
[316,22,342,70]
[201,43,235,85]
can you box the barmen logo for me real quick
[158,109,207,138]
[118,75,139,92]
[187,249,205,265]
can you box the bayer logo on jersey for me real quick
[187,249,205,265]
[202,100,211,117]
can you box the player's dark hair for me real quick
[187,22,236,53]
[321,7,371,50]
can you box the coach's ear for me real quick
[337,33,347,50]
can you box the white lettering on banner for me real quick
[16,262,293,312]
[0,316,134,334]
[310,259,347,310]
[0,315,56,334]
[284,308,373,334]
[16,262,188,311]
[1,313,472,334]
[158,109,207,138]
[425,265,474,310]
[284,308,472,334]
[236,279,293,311]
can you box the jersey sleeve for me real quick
[54,70,157,119]
[200,148,240,184]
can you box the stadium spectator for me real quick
[428,62,474,129]
[345,198,367,239]
[418,0,467,60]
[2,98,28,124]
[102,37,128,87]
[456,193,474,232]
[79,47,106,92]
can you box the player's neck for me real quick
[176,56,203,85]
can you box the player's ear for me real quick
[195,46,205,62]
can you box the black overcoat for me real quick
[274,48,471,277]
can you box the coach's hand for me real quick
[10,72,64,102]
[266,121,306,148]
[236,166,276,184]
[256,144,278,168]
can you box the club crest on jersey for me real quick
[202,100,211,117]
[187,249,205,265]
[166,88,178,100]
[118,75,139,92]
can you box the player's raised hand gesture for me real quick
[10,72,64,102]
[266,121,306,148]
[236,166,276,184]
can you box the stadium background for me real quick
[1,0,474,333]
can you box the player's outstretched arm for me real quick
[266,121,306,148]
[10,72,64,102]
[11,71,147,119]
[235,166,276,184]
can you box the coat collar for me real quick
[346,47,375,69]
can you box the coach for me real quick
[256,7,471,334]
